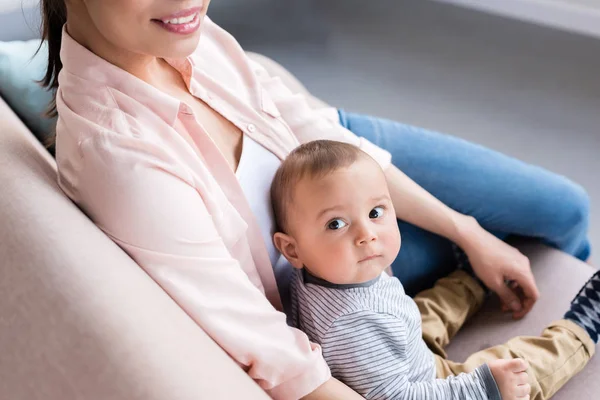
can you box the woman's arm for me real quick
[384,165,539,319]
[384,164,473,246]
[248,58,393,171]
[251,55,538,318]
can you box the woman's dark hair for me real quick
[38,0,67,148]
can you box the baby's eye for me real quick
[369,206,385,219]
[327,219,347,230]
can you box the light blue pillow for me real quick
[0,39,56,142]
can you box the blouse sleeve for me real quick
[66,131,331,400]
[250,59,392,170]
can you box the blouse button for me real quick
[247,124,256,133]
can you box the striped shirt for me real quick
[290,269,501,400]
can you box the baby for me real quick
[270,140,599,400]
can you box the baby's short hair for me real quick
[271,140,369,234]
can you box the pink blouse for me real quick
[55,16,391,399]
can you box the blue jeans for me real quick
[339,110,591,296]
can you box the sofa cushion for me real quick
[0,39,56,143]
[446,241,599,399]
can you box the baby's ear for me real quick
[273,232,303,269]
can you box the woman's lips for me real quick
[158,6,202,21]
[152,7,202,35]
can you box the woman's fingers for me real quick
[462,229,540,318]
[493,283,523,317]
[501,280,519,313]
[508,269,539,320]
[493,275,539,320]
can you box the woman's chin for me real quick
[153,36,202,59]
[146,25,203,59]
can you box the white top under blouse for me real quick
[236,135,293,310]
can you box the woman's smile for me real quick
[153,6,202,35]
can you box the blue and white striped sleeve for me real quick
[321,310,496,400]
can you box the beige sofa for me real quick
[1,55,598,399]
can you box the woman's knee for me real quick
[540,177,591,257]
[554,179,590,234]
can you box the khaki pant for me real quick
[415,270,596,400]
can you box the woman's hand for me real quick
[382,166,540,319]
[457,218,540,319]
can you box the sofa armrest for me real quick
[0,97,269,399]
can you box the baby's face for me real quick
[285,157,401,284]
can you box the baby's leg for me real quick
[435,320,593,400]
[435,270,600,400]
[415,270,486,358]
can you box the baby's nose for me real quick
[355,225,377,245]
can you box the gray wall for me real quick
[0,6,39,41]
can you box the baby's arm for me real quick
[321,311,500,400]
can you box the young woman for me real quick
[41,0,591,398]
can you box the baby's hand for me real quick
[488,359,530,400]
